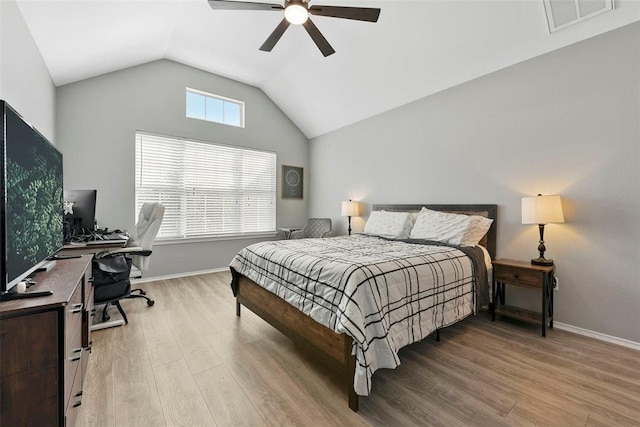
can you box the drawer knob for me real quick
[513,274,519,278]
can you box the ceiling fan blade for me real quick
[302,19,335,57]
[208,0,283,12]
[260,18,291,52]
[309,5,380,22]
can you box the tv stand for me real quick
[0,290,53,301]
[35,259,57,272]
[0,256,93,426]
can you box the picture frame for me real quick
[282,165,303,199]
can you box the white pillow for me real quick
[410,208,493,246]
[459,215,493,246]
[363,210,413,239]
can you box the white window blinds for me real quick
[135,132,276,240]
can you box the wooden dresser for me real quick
[0,255,94,426]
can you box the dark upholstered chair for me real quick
[290,218,332,239]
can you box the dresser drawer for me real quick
[494,265,544,288]
[64,283,84,410]
[64,319,83,409]
[65,284,84,332]
[65,360,84,427]
[83,284,94,349]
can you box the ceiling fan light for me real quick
[285,4,308,25]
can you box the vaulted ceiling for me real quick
[16,0,640,138]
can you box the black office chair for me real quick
[92,254,142,324]
[92,203,165,326]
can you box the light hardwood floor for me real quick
[77,272,640,427]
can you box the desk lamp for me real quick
[521,194,564,266]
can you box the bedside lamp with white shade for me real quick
[341,200,361,236]
[521,194,565,266]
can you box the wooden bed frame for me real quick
[230,204,497,412]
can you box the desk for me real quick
[60,241,127,256]
[279,228,301,240]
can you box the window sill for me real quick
[154,232,277,246]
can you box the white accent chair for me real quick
[126,202,166,277]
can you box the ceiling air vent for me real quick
[543,0,614,33]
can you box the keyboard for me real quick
[101,233,129,240]
[86,238,128,246]
[85,233,129,246]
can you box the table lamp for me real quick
[521,194,564,266]
[341,200,361,236]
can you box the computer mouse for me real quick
[113,229,123,234]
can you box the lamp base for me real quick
[531,257,554,266]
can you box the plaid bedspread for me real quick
[229,234,485,396]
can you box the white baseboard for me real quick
[132,267,229,284]
[133,270,640,352]
[554,322,640,351]
[91,319,125,331]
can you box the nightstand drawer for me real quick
[494,265,543,288]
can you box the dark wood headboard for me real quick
[372,204,498,259]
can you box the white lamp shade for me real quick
[341,200,360,217]
[521,195,565,225]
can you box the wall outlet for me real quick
[554,275,559,291]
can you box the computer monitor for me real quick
[64,189,96,240]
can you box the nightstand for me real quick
[491,258,556,337]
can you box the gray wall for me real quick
[309,23,640,343]
[56,59,309,277]
[0,0,56,141]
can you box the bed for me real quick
[229,204,497,411]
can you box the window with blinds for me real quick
[135,132,276,240]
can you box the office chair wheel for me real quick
[147,299,155,306]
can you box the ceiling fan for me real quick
[208,0,381,57]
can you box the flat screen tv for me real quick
[1,100,64,298]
